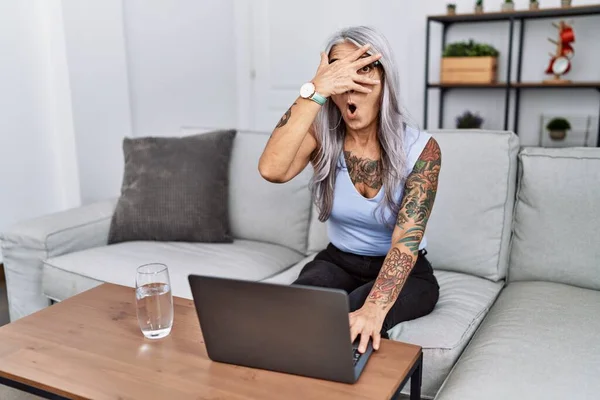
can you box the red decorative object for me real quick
[545,21,576,83]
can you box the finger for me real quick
[373,332,381,351]
[358,330,371,353]
[350,82,372,94]
[319,51,329,68]
[350,325,361,344]
[353,75,381,86]
[346,43,372,61]
[353,53,383,69]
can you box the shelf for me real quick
[429,4,600,23]
[428,83,507,89]
[428,82,600,89]
[513,82,600,89]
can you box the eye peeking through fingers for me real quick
[357,60,382,75]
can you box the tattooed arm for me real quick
[350,137,441,353]
[258,97,319,184]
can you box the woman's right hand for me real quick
[312,44,382,97]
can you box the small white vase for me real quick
[447,7,456,15]
[502,3,515,11]
[530,2,539,10]
[475,5,484,13]
[549,130,567,141]
[561,0,572,7]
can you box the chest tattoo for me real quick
[344,151,383,190]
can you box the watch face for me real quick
[300,82,315,98]
[552,57,570,75]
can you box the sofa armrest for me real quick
[0,198,117,321]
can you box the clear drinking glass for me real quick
[135,263,174,339]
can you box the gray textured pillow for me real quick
[108,130,236,244]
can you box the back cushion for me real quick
[426,130,519,281]
[228,131,312,254]
[509,147,600,290]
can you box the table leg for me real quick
[410,352,423,400]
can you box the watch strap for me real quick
[310,92,327,106]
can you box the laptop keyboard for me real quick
[352,347,362,366]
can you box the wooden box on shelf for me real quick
[440,56,498,84]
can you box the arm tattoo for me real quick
[275,102,297,129]
[344,151,383,190]
[367,138,441,309]
[367,248,412,307]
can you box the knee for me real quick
[292,261,324,286]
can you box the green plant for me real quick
[447,3,456,8]
[505,0,513,3]
[476,0,483,5]
[530,0,539,3]
[546,117,571,131]
[443,40,499,57]
[456,111,484,129]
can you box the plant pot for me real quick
[441,56,498,84]
[475,5,484,13]
[447,7,456,15]
[549,130,567,141]
[530,2,539,10]
[502,2,515,11]
[561,0,572,7]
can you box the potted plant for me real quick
[441,40,499,84]
[456,111,484,129]
[530,0,540,10]
[546,117,571,140]
[475,0,484,13]
[561,0,572,7]
[447,3,457,14]
[502,0,515,11]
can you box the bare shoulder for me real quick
[413,137,441,173]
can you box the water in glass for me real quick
[135,263,173,339]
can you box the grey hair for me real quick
[310,26,409,228]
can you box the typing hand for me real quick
[349,303,386,353]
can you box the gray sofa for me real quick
[1,129,598,399]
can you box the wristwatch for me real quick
[300,82,327,106]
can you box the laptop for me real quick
[187,275,374,384]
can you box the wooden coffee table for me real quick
[0,284,423,399]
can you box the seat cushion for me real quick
[388,270,504,399]
[425,130,519,281]
[42,240,303,301]
[435,281,600,400]
[510,147,600,290]
[261,253,317,284]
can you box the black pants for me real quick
[293,243,440,338]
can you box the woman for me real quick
[258,26,440,355]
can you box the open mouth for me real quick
[347,103,357,118]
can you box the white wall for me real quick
[0,0,76,255]
[61,0,133,204]
[123,0,237,136]
[60,0,237,203]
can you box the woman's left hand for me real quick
[349,303,386,353]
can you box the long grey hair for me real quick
[310,26,409,228]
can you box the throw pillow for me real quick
[108,130,237,244]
